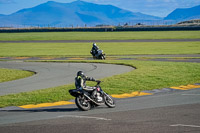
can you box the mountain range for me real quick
[0,0,199,27]
[164,5,200,21]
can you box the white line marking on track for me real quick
[182,94,200,96]
[170,124,200,128]
[57,115,111,121]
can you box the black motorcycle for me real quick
[90,49,106,60]
[69,81,115,111]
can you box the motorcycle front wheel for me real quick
[104,94,115,108]
[75,95,91,111]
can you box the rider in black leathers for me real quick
[90,43,99,57]
[75,71,99,92]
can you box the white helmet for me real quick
[93,43,97,47]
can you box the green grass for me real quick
[0,68,34,83]
[101,42,200,55]
[0,60,200,108]
[0,41,200,57]
[0,30,200,107]
[0,31,200,41]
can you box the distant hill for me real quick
[164,5,200,21]
[1,0,199,27]
[177,19,200,26]
[0,0,161,27]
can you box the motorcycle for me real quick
[90,49,106,60]
[69,81,115,111]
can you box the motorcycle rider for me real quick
[90,43,99,57]
[75,71,100,92]
[69,71,115,110]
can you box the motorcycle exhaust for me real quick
[84,94,104,106]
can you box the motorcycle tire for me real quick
[101,55,105,60]
[75,96,91,111]
[104,94,115,108]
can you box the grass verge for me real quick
[0,41,200,57]
[0,68,34,83]
[0,60,200,108]
[0,31,200,41]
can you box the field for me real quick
[0,31,200,107]
[0,31,200,41]
[0,42,200,57]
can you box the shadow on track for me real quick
[0,107,79,112]
[0,105,110,112]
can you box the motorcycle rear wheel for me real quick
[75,96,91,111]
[101,55,105,60]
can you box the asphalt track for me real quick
[0,60,200,133]
[0,89,200,133]
[0,61,133,96]
[1,54,200,63]
[0,38,200,132]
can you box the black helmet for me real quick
[77,71,84,77]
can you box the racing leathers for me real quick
[75,75,97,92]
[91,45,99,57]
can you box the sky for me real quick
[0,0,200,17]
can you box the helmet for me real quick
[77,71,84,77]
[93,43,96,47]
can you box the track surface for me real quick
[0,60,200,133]
[0,38,200,132]
[0,89,200,133]
[1,54,200,63]
[0,61,133,96]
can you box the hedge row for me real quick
[0,26,200,33]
